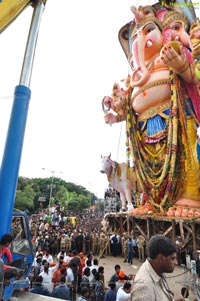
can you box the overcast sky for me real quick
[0,0,199,198]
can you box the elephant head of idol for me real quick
[190,19,200,58]
[162,11,189,47]
[129,16,163,87]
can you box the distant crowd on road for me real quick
[29,205,147,262]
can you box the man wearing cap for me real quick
[116,270,127,291]
[109,265,130,285]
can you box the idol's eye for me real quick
[171,22,181,31]
[145,24,156,34]
[144,8,152,15]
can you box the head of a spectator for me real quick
[80,287,90,299]
[108,282,116,290]
[43,261,50,272]
[148,234,178,275]
[83,267,90,277]
[91,268,97,278]
[93,258,98,266]
[114,264,121,275]
[98,266,104,275]
[35,275,43,286]
[86,252,93,260]
[36,257,42,265]
[95,272,101,281]
[45,250,50,257]
[59,255,64,266]
[85,259,92,267]
[60,275,66,285]
[72,250,78,257]
[61,268,67,276]
[42,259,48,266]
[36,253,43,259]
[0,234,13,247]
[123,281,132,293]
[79,252,84,258]
[61,261,68,269]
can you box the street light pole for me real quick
[48,170,55,210]
[42,168,63,213]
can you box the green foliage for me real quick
[15,184,35,212]
[15,176,97,214]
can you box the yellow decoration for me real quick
[0,0,32,33]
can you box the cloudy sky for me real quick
[0,0,199,198]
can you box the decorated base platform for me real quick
[103,212,200,259]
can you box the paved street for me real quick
[99,255,197,300]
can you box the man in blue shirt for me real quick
[52,275,70,300]
[104,282,117,301]
[109,264,130,284]
[30,275,51,296]
[127,238,134,265]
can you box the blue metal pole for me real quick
[0,85,31,235]
[0,0,46,239]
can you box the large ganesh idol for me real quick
[102,2,200,218]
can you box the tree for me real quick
[16,176,97,213]
[15,184,35,212]
[54,185,68,210]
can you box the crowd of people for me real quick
[27,205,138,300]
[29,205,147,263]
[0,204,197,300]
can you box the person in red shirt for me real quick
[52,255,67,289]
[0,233,23,283]
[78,252,86,293]
[0,234,13,263]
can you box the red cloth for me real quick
[2,247,12,263]
[0,247,13,270]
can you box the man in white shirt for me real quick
[66,264,75,300]
[90,258,98,273]
[64,250,73,264]
[66,265,74,288]
[39,261,58,292]
[42,251,53,264]
[116,281,131,301]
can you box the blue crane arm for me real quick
[0,0,47,238]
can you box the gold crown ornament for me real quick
[162,10,189,30]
